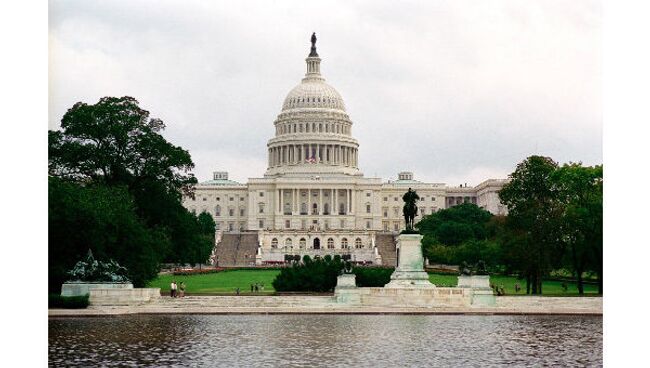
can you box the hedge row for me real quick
[49,294,89,309]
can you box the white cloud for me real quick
[49,0,602,185]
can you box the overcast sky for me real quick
[49,0,601,185]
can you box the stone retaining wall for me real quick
[61,282,133,297]
[89,288,160,306]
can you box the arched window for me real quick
[299,238,306,249]
[341,238,348,249]
[339,203,346,215]
[323,203,330,215]
[355,238,363,249]
[285,238,293,248]
[215,205,221,217]
[312,203,318,215]
[271,238,278,249]
[327,238,334,249]
[300,202,307,215]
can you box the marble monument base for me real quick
[384,234,435,289]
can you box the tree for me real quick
[551,163,603,294]
[417,203,493,246]
[48,96,197,198]
[48,178,170,290]
[499,155,564,294]
[48,96,210,284]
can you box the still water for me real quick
[49,315,602,367]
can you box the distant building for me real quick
[183,37,508,265]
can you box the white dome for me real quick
[281,79,346,111]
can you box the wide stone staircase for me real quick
[215,233,260,267]
[375,233,397,267]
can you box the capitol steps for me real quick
[234,233,259,266]
[375,233,397,267]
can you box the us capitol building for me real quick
[183,35,508,266]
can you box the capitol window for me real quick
[203,197,207,201]
[216,197,220,201]
[258,220,264,229]
[327,238,334,249]
[355,238,363,249]
[229,208,234,216]
[341,238,348,249]
[383,197,388,201]
[366,192,371,197]
[240,208,245,216]
[259,203,265,213]
[299,238,306,249]
[285,220,290,229]
[366,204,371,213]
[285,238,292,248]
[271,238,278,249]
[259,192,264,197]
[215,205,221,216]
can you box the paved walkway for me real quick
[49,295,602,317]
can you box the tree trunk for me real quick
[537,270,543,294]
[576,270,584,295]
[531,273,538,294]
[526,274,531,294]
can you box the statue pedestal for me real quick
[384,234,435,289]
[457,275,496,306]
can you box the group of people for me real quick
[250,283,264,293]
[170,280,186,298]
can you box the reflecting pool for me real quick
[49,315,602,367]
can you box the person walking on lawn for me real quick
[170,280,177,298]
[179,282,186,298]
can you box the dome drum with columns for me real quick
[183,34,509,267]
[265,37,361,178]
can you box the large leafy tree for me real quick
[48,96,197,198]
[499,155,565,294]
[551,163,603,294]
[48,178,170,290]
[417,203,493,246]
[49,96,212,285]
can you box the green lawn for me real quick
[147,269,599,296]
[428,273,599,295]
[148,269,280,294]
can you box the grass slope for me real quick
[147,269,599,296]
[148,269,280,294]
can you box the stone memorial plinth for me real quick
[61,282,133,297]
[334,273,360,304]
[457,275,496,306]
[384,234,435,288]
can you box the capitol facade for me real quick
[182,36,508,265]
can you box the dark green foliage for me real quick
[49,96,214,290]
[499,155,564,294]
[48,294,89,309]
[353,267,394,287]
[272,257,344,292]
[48,96,197,197]
[551,163,603,294]
[417,203,493,246]
[48,178,170,290]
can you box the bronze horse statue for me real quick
[402,188,420,231]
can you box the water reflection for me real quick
[49,315,602,367]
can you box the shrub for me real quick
[272,257,343,292]
[49,294,89,309]
[353,267,394,287]
[172,268,225,276]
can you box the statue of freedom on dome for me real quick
[402,188,420,232]
[309,32,318,57]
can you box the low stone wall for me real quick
[61,282,133,297]
[336,287,473,308]
[89,288,160,306]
